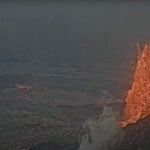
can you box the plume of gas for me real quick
[79,106,123,150]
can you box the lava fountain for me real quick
[120,43,150,127]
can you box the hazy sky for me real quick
[0,2,150,66]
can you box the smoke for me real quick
[79,106,123,150]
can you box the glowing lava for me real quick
[120,44,150,127]
[16,83,30,90]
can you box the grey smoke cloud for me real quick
[79,106,123,150]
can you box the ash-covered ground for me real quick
[0,60,128,150]
[1,60,150,150]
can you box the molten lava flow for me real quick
[16,83,30,90]
[120,44,150,127]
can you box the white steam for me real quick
[79,106,123,150]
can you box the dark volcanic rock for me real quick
[0,84,102,150]
[115,116,150,150]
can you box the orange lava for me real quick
[16,83,30,90]
[119,44,150,127]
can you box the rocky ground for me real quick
[0,80,103,150]
[0,63,131,150]
[116,115,150,150]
